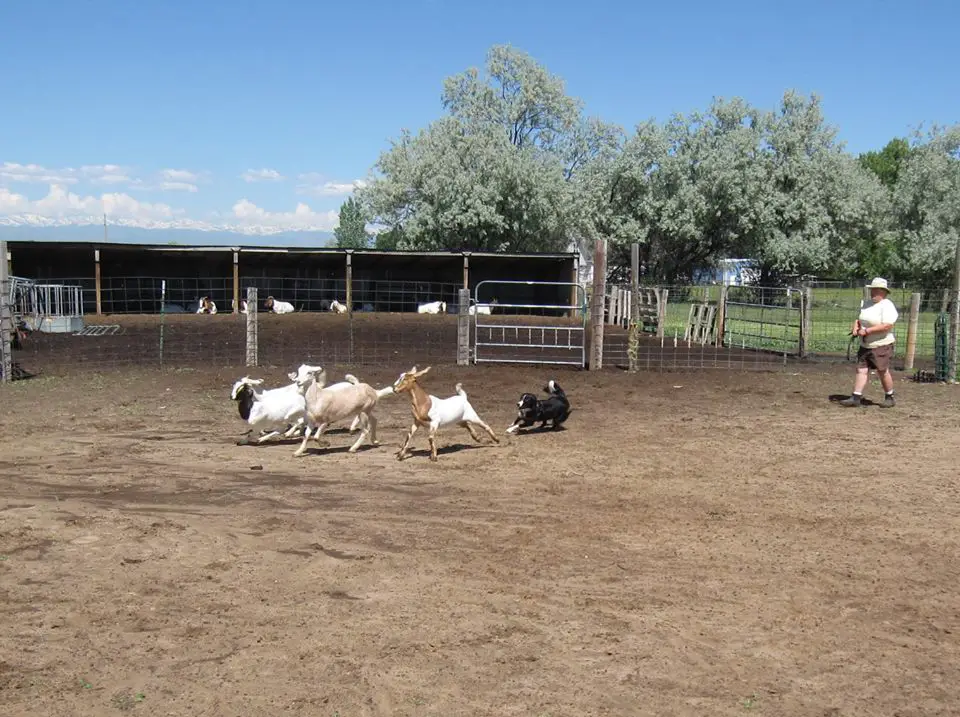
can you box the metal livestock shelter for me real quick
[6,240,579,316]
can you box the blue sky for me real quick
[0,0,957,236]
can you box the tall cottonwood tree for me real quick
[358,45,609,253]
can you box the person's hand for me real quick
[858,327,868,337]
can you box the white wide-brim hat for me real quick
[865,277,890,292]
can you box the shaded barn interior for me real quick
[6,241,579,315]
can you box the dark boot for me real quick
[839,394,862,407]
[881,393,896,408]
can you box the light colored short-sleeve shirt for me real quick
[859,297,898,348]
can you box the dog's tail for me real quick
[344,374,360,385]
[455,382,467,398]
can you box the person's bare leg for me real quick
[841,367,869,406]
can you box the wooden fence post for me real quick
[590,238,607,370]
[245,286,258,368]
[94,248,103,316]
[716,285,727,348]
[799,286,813,358]
[904,292,921,371]
[656,288,668,339]
[345,251,353,313]
[628,244,640,371]
[232,249,240,314]
[457,288,471,366]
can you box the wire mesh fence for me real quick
[6,270,956,379]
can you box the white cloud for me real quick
[160,168,201,183]
[296,173,368,197]
[241,168,284,182]
[0,183,178,221]
[0,183,337,235]
[158,181,199,192]
[231,198,338,231]
[1,162,79,185]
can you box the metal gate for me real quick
[723,286,803,355]
[473,280,588,367]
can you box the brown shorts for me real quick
[857,343,894,371]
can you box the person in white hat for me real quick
[839,277,898,407]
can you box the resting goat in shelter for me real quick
[197,296,217,314]
[392,366,499,462]
[231,364,325,444]
[329,299,348,314]
[417,301,447,314]
[293,371,395,457]
[264,296,295,314]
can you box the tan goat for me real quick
[392,366,499,462]
[293,371,394,457]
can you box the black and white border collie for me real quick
[506,379,572,434]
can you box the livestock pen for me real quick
[3,241,960,716]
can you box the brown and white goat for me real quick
[392,366,498,462]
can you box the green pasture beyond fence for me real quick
[614,285,951,364]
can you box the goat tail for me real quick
[455,382,466,398]
[344,374,360,385]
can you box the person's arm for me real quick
[858,302,897,336]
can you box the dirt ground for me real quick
[1,362,959,716]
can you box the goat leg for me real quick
[474,420,500,444]
[396,422,419,460]
[366,413,379,446]
[256,430,282,444]
[463,422,482,443]
[347,415,369,453]
[428,429,439,462]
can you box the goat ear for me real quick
[287,372,297,381]
[416,366,432,377]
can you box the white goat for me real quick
[197,297,218,314]
[232,298,248,314]
[468,298,498,315]
[329,299,348,314]
[392,366,499,462]
[265,296,295,314]
[294,372,395,457]
[417,301,447,314]
[231,364,324,444]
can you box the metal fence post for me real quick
[246,286,258,368]
[0,240,11,383]
[457,288,471,366]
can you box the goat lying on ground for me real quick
[417,301,447,314]
[265,296,295,314]
[392,366,499,462]
[233,298,248,314]
[329,299,348,314]
[506,379,572,434]
[468,298,498,316]
[231,364,324,444]
[197,297,217,314]
[294,372,395,457]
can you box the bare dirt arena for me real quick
[2,359,959,716]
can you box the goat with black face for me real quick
[506,379,572,434]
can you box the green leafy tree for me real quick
[859,137,911,189]
[333,196,371,249]
[358,45,604,253]
[892,125,960,283]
